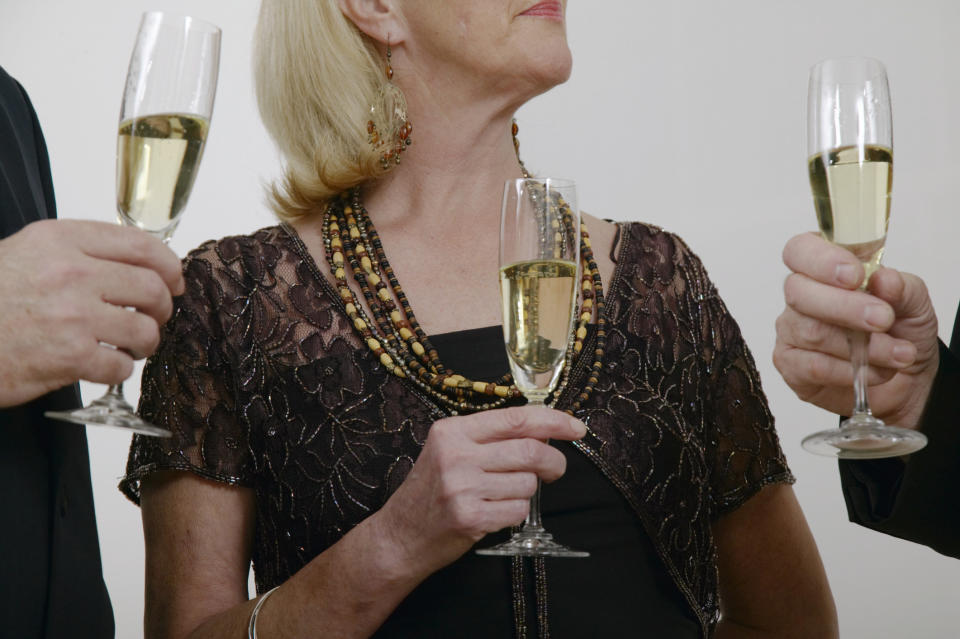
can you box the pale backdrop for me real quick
[3,1,960,637]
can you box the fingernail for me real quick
[863,304,892,329]
[836,263,859,287]
[892,344,915,366]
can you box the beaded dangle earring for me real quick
[511,118,531,178]
[367,39,413,169]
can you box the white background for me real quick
[3,1,960,637]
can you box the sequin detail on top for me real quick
[121,222,792,637]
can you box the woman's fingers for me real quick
[477,499,533,531]
[465,405,586,444]
[478,439,568,482]
[475,471,539,501]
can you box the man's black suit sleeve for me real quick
[839,312,960,558]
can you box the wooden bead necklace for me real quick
[322,136,606,414]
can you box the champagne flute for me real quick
[802,57,927,458]
[477,177,589,557]
[46,12,220,436]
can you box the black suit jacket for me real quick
[0,66,114,637]
[840,308,960,558]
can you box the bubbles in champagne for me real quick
[499,259,577,400]
[116,113,209,239]
[808,144,892,281]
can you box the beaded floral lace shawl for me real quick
[122,221,792,637]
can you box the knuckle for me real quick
[803,355,829,385]
[796,316,828,348]
[448,501,479,534]
[782,274,801,308]
[125,226,156,254]
[24,219,58,242]
[521,473,538,497]
[508,501,529,526]
[156,294,175,323]
[85,349,133,385]
[793,383,819,403]
[771,345,807,391]
[428,419,451,445]
[433,450,458,477]
[63,340,95,377]
[499,406,527,434]
[771,344,786,375]
[436,471,463,501]
[551,449,567,477]
[141,271,169,305]
[518,439,541,466]
[112,352,135,383]
[52,299,83,325]
[781,240,792,266]
[44,259,90,290]
[774,311,789,336]
[134,316,162,357]
[431,417,453,438]
[429,419,462,452]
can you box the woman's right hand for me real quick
[773,232,940,430]
[373,405,586,576]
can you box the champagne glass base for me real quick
[476,528,589,558]
[802,415,927,459]
[45,394,171,438]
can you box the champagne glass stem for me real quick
[104,383,126,403]
[522,397,547,533]
[524,480,544,531]
[848,330,873,418]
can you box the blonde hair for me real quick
[253,0,408,220]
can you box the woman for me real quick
[121,1,838,637]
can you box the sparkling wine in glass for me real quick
[477,177,589,557]
[801,57,927,458]
[45,12,220,436]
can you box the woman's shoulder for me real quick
[182,224,289,267]
[615,220,699,262]
[175,224,296,308]
[592,218,706,284]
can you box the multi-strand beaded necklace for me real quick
[321,186,607,416]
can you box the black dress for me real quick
[122,221,793,637]
[0,65,114,639]
[371,326,700,637]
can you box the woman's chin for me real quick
[529,51,574,94]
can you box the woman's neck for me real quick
[361,118,523,233]
[357,49,534,237]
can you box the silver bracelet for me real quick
[247,585,280,639]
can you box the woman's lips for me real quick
[519,1,563,21]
